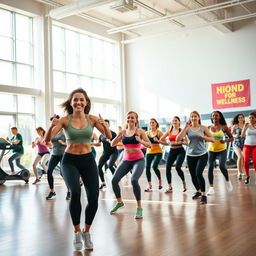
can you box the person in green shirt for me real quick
[7,126,25,175]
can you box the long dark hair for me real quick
[150,118,159,129]
[232,114,245,125]
[170,116,181,132]
[60,88,91,114]
[211,111,227,125]
[249,111,256,118]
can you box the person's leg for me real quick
[41,153,50,173]
[234,147,244,178]
[195,153,208,194]
[152,153,162,189]
[165,149,177,191]
[98,153,109,185]
[252,146,256,172]
[218,150,229,181]
[108,151,118,175]
[174,148,186,191]
[8,153,21,174]
[14,153,25,171]
[47,155,61,191]
[208,151,217,186]
[32,155,42,183]
[243,145,251,178]
[145,153,154,190]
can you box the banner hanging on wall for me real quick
[211,79,251,109]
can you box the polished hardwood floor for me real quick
[0,167,256,256]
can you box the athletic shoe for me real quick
[237,173,242,180]
[226,180,233,192]
[200,195,207,204]
[110,202,125,214]
[165,187,173,193]
[32,178,40,184]
[46,192,56,200]
[192,192,202,199]
[207,187,215,195]
[158,185,163,190]
[134,207,143,219]
[99,184,106,190]
[82,232,93,250]
[66,192,71,200]
[144,186,152,192]
[73,232,83,251]
[244,176,250,184]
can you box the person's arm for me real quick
[90,133,99,147]
[241,123,249,137]
[220,125,234,143]
[111,132,122,147]
[176,121,191,142]
[91,114,112,139]
[159,131,169,145]
[45,115,65,144]
[197,126,214,142]
[135,129,151,148]
[93,135,102,147]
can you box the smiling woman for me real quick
[44,87,112,251]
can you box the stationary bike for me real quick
[0,138,30,185]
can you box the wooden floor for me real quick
[1,167,256,256]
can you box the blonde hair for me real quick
[190,111,201,124]
[127,111,139,127]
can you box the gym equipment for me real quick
[0,138,30,185]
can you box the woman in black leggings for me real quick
[45,88,111,251]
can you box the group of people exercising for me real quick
[5,87,256,251]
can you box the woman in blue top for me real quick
[45,88,111,251]
[177,111,214,204]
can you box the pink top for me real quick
[36,139,49,154]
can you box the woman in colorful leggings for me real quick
[242,112,256,184]
[177,111,214,204]
[45,88,111,251]
[160,116,187,193]
[144,118,163,192]
[110,111,151,219]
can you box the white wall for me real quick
[125,21,256,120]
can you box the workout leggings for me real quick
[187,153,208,192]
[243,145,256,177]
[8,153,25,172]
[61,152,99,226]
[98,151,118,182]
[145,153,162,182]
[112,158,145,201]
[166,147,185,184]
[208,150,229,184]
[47,154,63,189]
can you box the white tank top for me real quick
[244,127,256,146]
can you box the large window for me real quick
[52,24,122,130]
[0,8,34,88]
[0,93,35,170]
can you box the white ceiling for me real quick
[36,0,256,41]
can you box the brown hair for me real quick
[190,111,201,124]
[10,126,18,130]
[36,127,46,136]
[150,118,159,129]
[249,111,256,118]
[127,111,139,127]
[60,88,91,114]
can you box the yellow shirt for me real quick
[208,127,227,152]
[146,130,163,154]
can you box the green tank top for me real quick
[64,114,93,143]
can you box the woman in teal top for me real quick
[45,88,111,251]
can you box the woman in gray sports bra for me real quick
[177,111,214,205]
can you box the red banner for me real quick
[211,79,251,109]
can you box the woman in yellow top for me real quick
[144,118,163,192]
[207,111,234,195]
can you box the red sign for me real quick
[211,79,251,109]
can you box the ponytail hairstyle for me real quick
[36,127,46,136]
[170,116,181,132]
[60,88,91,114]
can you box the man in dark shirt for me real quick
[95,120,118,189]
[7,126,25,175]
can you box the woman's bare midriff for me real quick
[125,148,141,153]
[65,143,92,154]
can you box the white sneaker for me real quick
[226,180,233,192]
[237,173,242,180]
[82,232,93,250]
[73,232,83,251]
[207,187,215,195]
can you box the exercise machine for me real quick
[0,138,30,185]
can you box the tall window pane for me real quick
[0,37,13,61]
[0,93,16,112]
[0,61,14,85]
[17,64,32,87]
[0,9,12,37]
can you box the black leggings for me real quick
[47,154,63,189]
[208,150,229,184]
[166,147,185,184]
[145,153,162,182]
[187,153,208,192]
[61,152,99,226]
[98,151,118,182]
